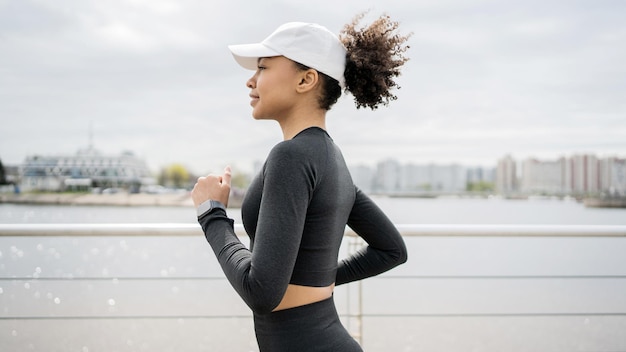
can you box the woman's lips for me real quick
[249,94,259,106]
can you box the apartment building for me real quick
[505,154,625,196]
[496,155,517,194]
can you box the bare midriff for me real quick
[272,283,335,312]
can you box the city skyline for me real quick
[6,144,624,197]
[4,143,625,177]
[343,153,625,197]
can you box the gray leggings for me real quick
[253,296,362,352]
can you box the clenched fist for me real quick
[191,166,232,208]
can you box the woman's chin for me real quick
[251,110,272,120]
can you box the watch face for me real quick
[210,200,224,211]
[198,200,222,218]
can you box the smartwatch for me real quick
[197,199,226,218]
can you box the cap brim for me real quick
[228,43,281,70]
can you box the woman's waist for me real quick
[272,283,335,312]
[254,295,340,335]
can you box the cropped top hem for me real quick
[288,268,337,287]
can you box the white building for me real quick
[496,155,517,194]
[516,154,624,196]
[349,160,470,194]
[430,164,467,192]
[521,157,567,194]
[21,147,155,192]
[570,154,599,194]
[600,157,626,195]
[373,159,402,193]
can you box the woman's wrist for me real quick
[196,199,226,218]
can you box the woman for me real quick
[191,13,410,351]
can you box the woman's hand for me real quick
[191,166,232,208]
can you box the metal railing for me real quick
[2,223,625,237]
[1,223,626,351]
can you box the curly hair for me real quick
[294,13,410,111]
[341,13,411,110]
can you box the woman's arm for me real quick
[336,187,408,285]
[195,144,314,314]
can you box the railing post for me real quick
[346,235,365,345]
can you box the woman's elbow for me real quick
[394,240,408,266]
[244,289,283,315]
[247,298,280,315]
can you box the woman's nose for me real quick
[246,75,256,89]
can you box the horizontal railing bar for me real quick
[372,275,626,279]
[393,224,626,237]
[1,223,625,237]
[0,315,252,320]
[0,223,202,237]
[359,313,626,318]
[2,275,626,281]
[2,313,625,321]
[0,277,225,281]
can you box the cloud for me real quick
[1,0,625,175]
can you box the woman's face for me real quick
[246,56,301,121]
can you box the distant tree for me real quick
[0,159,6,185]
[159,164,191,188]
[158,165,250,190]
[416,183,432,191]
[466,181,495,193]
[231,172,250,189]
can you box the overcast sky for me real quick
[1,0,625,175]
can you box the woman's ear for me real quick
[296,69,320,93]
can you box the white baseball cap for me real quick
[228,22,347,88]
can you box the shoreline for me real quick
[0,192,195,207]
[0,192,246,208]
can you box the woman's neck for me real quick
[278,109,327,140]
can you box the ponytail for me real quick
[340,13,411,110]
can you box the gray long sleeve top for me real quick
[198,127,407,314]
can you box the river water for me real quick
[1,198,625,351]
[2,196,626,225]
